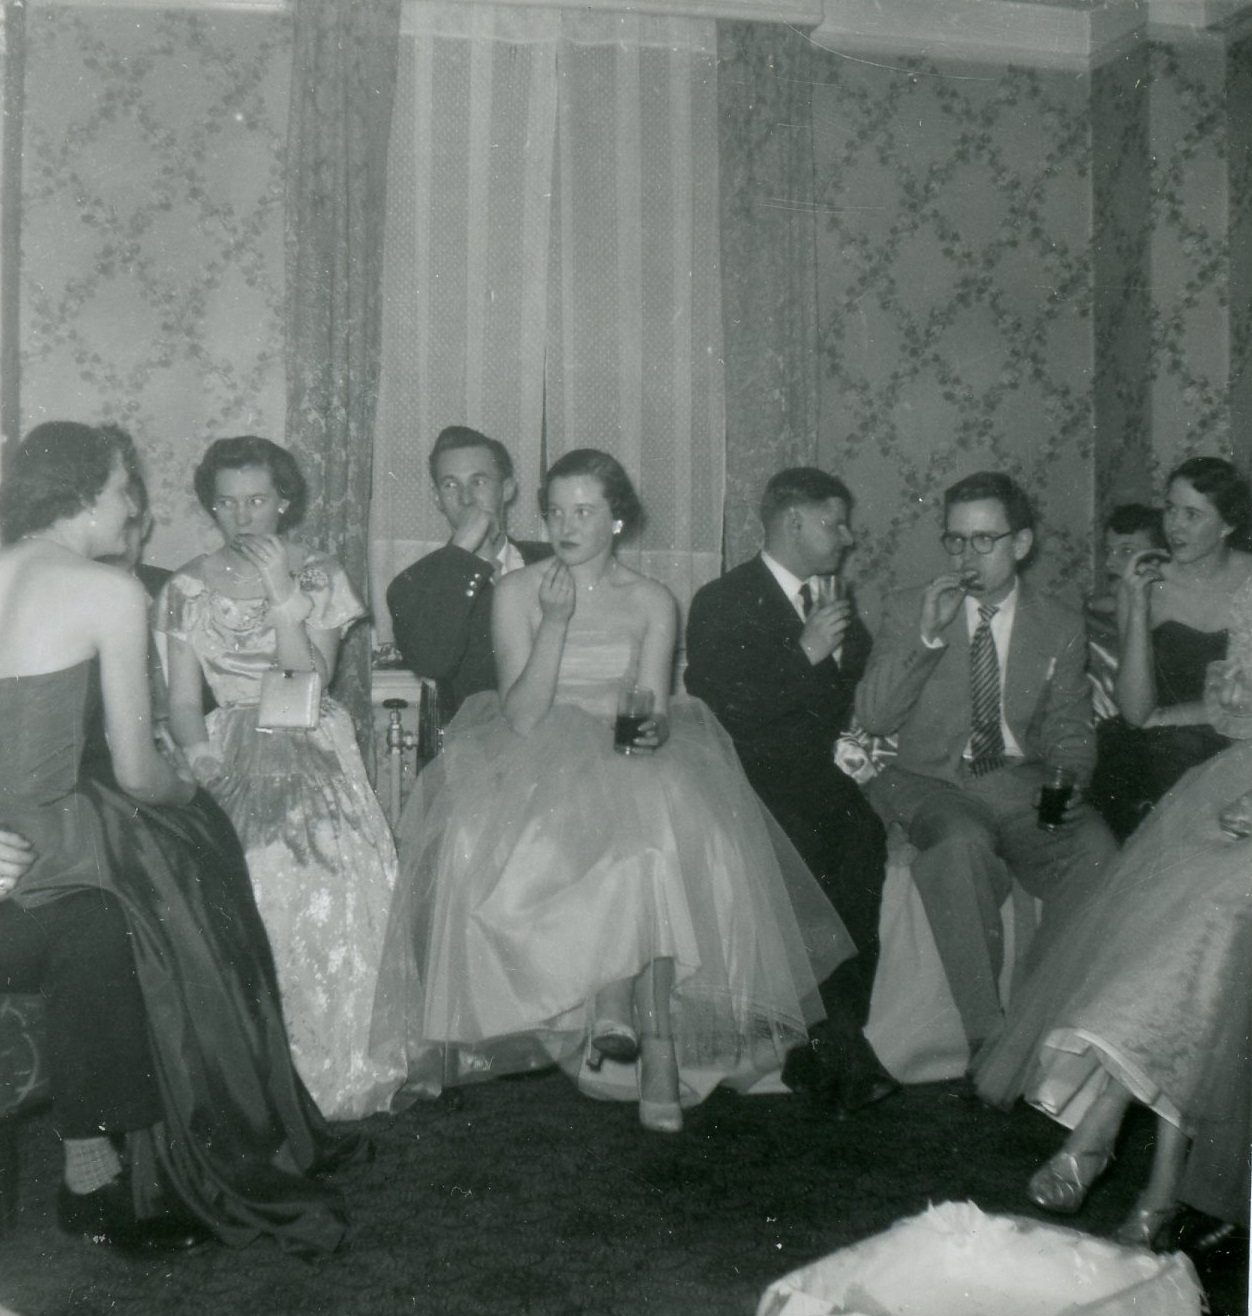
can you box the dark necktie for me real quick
[969,603,1005,777]
[798,582,813,619]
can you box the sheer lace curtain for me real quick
[371,3,724,642]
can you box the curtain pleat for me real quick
[285,0,402,732]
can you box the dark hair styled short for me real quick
[428,426,514,485]
[1,421,139,544]
[1167,457,1251,541]
[539,448,645,538]
[1104,502,1165,545]
[193,436,307,532]
[944,471,1035,534]
[759,467,854,534]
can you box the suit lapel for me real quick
[1003,583,1047,731]
[745,556,805,645]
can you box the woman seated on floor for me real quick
[371,448,854,1132]
[0,421,357,1255]
[1087,458,1252,840]
[974,571,1252,1246]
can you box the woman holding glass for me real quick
[160,436,404,1120]
[372,449,853,1131]
[1089,457,1252,838]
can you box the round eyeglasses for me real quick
[940,530,1014,556]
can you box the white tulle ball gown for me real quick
[370,609,855,1110]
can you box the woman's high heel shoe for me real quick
[1114,1200,1178,1248]
[638,1035,683,1134]
[1026,1148,1113,1215]
[587,1020,639,1071]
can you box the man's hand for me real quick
[0,828,34,900]
[1218,790,1252,839]
[537,559,576,626]
[799,601,850,665]
[1034,781,1090,832]
[450,507,497,557]
[919,573,966,645]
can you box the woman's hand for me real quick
[1218,790,1252,838]
[232,534,294,604]
[631,713,670,754]
[537,559,576,626]
[184,741,225,788]
[0,828,34,900]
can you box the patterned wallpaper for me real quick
[8,10,1250,603]
[807,31,1250,631]
[18,6,291,571]
[1146,36,1237,473]
[811,53,1100,627]
[1091,46,1153,512]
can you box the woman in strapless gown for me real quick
[975,574,1252,1246]
[160,437,404,1121]
[0,423,355,1254]
[371,450,854,1131]
[1088,458,1252,840]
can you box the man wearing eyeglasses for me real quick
[855,471,1118,1056]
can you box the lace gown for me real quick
[1,661,356,1253]
[975,584,1252,1135]
[159,553,404,1120]
[371,610,855,1107]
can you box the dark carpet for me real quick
[0,1073,1245,1315]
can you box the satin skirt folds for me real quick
[19,782,358,1255]
[371,694,854,1105]
[974,738,1252,1134]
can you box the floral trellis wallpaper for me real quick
[5,8,1249,626]
[806,34,1251,631]
[18,6,292,570]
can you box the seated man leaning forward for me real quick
[387,425,553,724]
[855,471,1118,1055]
[685,467,896,1117]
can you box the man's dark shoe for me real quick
[1155,1205,1249,1270]
[781,1031,901,1117]
[58,1177,212,1254]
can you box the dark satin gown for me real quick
[1088,621,1229,840]
[1,660,358,1255]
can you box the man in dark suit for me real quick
[685,468,896,1116]
[387,426,552,723]
[855,472,1118,1052]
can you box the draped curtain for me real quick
[285,0,402,728]
[716,21,820,568]
[372,4,724,634]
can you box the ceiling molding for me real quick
[810,1,1148,71]
[26,0,824,18]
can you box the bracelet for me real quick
[269,587,313,624]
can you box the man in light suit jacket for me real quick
[686,468,896,1117]
[387,426,552,725]
[855,472,1118,1052]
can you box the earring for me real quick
[612,521,623,536]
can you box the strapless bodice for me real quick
[552,614,641,722]
[0,661,93,806]
[1152,621,1227,707]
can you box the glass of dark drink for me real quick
[1037,766,1077,831]
[614,686,654,755]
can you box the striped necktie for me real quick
[798,582,814,619]
[969,603,1005,777]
